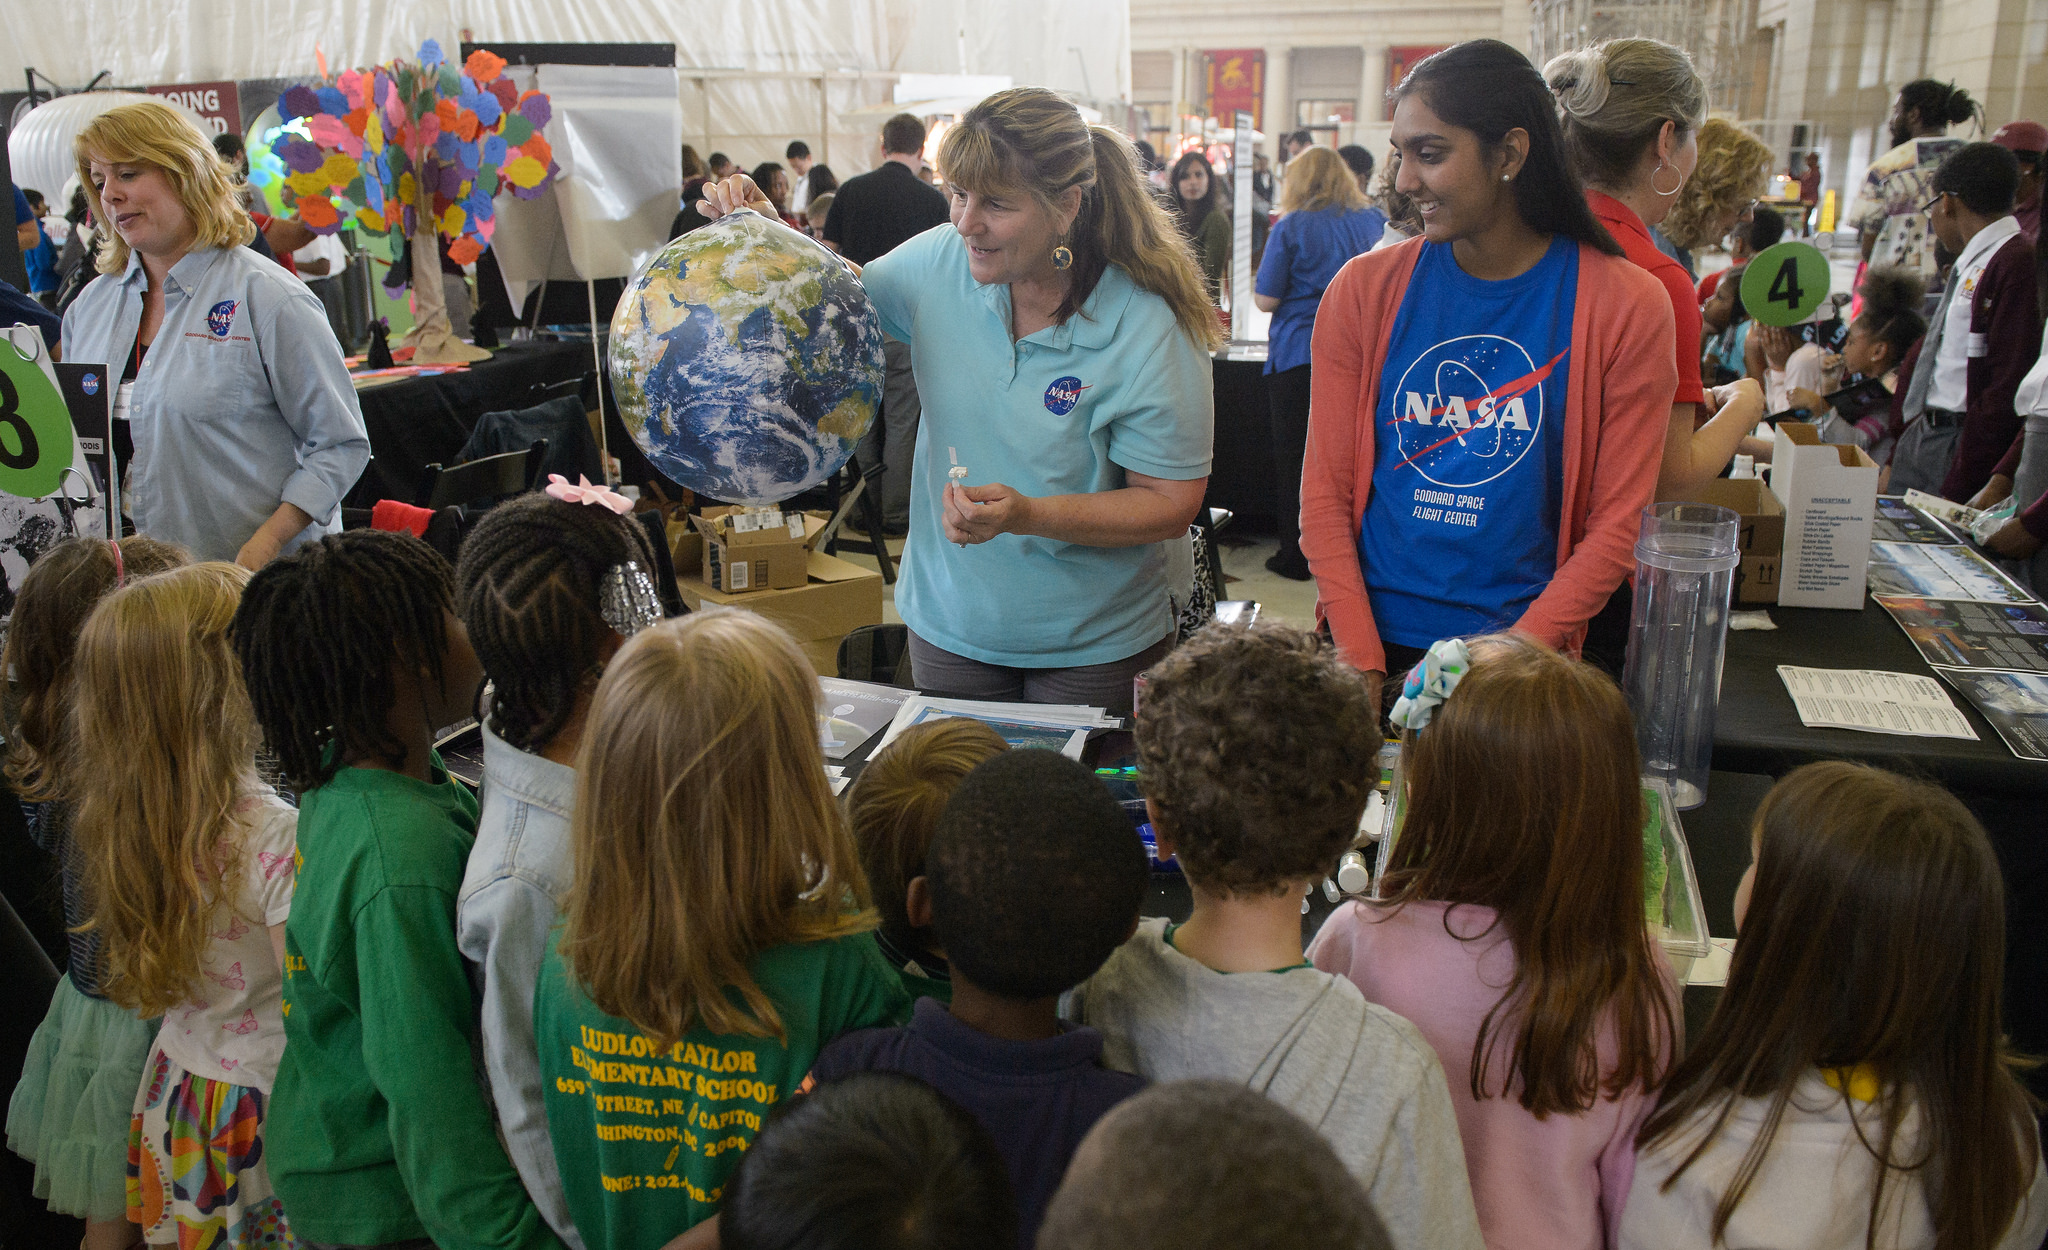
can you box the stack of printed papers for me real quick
[1776,666,1978,739]
[874,697,1120,762]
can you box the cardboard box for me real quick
[665,517,703,578]
[677,549,884,675]
[1683,478,1784,605]
[693,507,828,594]
[1769,422,1878,610]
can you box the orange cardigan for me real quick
[1301,238,1678,674]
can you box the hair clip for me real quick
[599,561,663,636]
[1388,637,1472,732]
[545,473,634,515]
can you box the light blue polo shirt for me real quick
[862,225,1214,667]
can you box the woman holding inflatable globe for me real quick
[706,87,1217,715]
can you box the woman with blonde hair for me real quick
[1547,38,1767,505]
[704,87,1215,714]
[70,561,302,1248]
[535,609,909,1246]
[1254,145,1386,579]
[1662,118,1774,256]
[62,99,368,567]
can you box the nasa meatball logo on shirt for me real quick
[1043,376,1090,415]
[206,299,239,338]
[1387,334,1563,492]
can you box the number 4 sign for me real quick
[1739,241,1832,328]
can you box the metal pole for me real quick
[587,279,613,484]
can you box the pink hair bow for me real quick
[544,473,633,515]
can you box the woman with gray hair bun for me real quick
[1545,38,1765,501]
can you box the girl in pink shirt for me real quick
[1310,635,1678,1250]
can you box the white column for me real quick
[1264,45,1291,158]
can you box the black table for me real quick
[1715,600,2048,1087]
[346,339,594,509]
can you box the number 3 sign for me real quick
[0,328,85,498]
[1739,241,1832,328]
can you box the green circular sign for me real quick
[0,345,77,499]
[1739,240,1831,327]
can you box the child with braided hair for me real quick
[454,485,665,1250]
[230,530,565,1250]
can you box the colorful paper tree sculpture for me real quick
[272,40,559,363]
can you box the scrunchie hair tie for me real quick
[1389,638,1472,731]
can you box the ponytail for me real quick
[1898,79,1982,135]
[1853,266,1928,368]
[939,87,1224,351]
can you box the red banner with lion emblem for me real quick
[1203,50,1263,131]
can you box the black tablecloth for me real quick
[346,339,594,509]
[1204,357,1278,525]
[1715,602,2048,1088]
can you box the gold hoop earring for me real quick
[1051,242,1074,271]
[1651,160,1684,197]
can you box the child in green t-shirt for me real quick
[536,609,910,1249]
[234,530,565,1250]
[844,717,1011,1004]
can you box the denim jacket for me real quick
[456,722,585,1250]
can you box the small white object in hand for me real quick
[947,445,968,482]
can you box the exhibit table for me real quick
[1714,600,2048,1086]
[346,339,592,509]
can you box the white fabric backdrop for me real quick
[0,0,1130,178]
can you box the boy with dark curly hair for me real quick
[1064,622,1483,1250]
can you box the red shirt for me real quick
[1588,190,1706,407]
[1695,268,1724,305]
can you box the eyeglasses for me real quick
[1922,190,1950,214]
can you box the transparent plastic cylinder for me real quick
[1622,503,1740,811]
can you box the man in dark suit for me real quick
[824,113,950,534]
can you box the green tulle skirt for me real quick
[6,973,158,1221]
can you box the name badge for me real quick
[112,381,135,422]
[1967,332,1990,359]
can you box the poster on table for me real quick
[0,326,107,621]
[1872,496,1961,545]
[1866,542,2035,603]
[1874,595,2048,673]
[1931,668,2048,761]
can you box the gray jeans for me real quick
[907,630,1175,720]
[855,337,920,529]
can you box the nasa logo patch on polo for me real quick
[1043,376,1089,415]
[206,300,239,339]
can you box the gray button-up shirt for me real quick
[61,245,371,562]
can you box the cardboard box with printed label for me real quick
[1768,422,1878,610]
[692,507,828,594]
[1682,478,1784,606]
[677,549,884,675]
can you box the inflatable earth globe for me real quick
[609,208,886,504]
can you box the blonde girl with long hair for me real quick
[1253,145,1388,581]
[701,87,1216,715]
[71,561,302,1248]
[4,536,187,1250]
[535,609,909,1248]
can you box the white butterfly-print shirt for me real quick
[153,795,299,1093]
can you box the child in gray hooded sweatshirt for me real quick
[1064,622,1483,1250]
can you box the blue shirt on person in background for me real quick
[861,223,1214,668]
[1255,205,1385,374]
[1361,235,1577,649]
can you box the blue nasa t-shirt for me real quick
[1361,235,1577,648]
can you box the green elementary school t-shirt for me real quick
[536,931,910,1244]
[270,757,564,1250]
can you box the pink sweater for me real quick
[1309,901,1669,1250]
[1301,238,1677,674]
